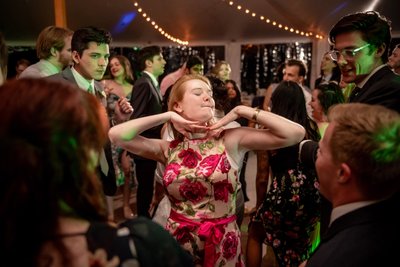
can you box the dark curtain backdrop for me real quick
[240,42,313,95]
[6,37,400,81]
[6,45,225,81]
[110,45,225,81]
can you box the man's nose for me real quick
[99,58,107,66]
[336,54,347,66]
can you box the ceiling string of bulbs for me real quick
[132,0,324,45]
[132,1,189,45]
[221,0,324,40]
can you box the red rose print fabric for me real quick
[163,137,243,266]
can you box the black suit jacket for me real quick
[349,65,400,113]
[314,72,341,88]
[130,72,163,139]
[306,197,399,267]
[300,65,400,167]
[47,68,117,195]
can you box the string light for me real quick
[220,0,324,40]
[132,1,189,45]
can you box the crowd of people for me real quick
[0,9,399,267]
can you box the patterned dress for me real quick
[106,92,136,187]
[254,144,320,267]
[163,136,244,267]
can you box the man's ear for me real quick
[375,43,386,58]
[50,47,58,57]
[337,162,351,184]
[72,51,80,65]
[145,59,153,68]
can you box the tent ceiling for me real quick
[1,0,399,46]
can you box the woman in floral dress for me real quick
[109,74,306,267]
[102,55,136,220]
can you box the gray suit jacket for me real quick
[47,67,107,107]
[19,59,60,79]
[47,67,117,196]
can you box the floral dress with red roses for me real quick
[163,136,244,267]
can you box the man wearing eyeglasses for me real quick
[299,12,400,267]
[327,11,400,113]
[299,11,400,247]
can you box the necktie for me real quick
[99,150,109,176]
[88,84,94,95]
[154,82,162,102]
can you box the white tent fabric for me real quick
[1,0,399,84]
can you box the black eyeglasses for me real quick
[328,43,370,61]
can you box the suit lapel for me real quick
[352,66,391,102]
[61,67,78,84]
[143,72,162,104]
[94,81,107,107]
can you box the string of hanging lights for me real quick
[221,0,324,40]
[132,1,189,45]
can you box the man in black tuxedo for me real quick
[302,103,400,267]
[129,46,166,218]
[48,26,133,200]
[302,11,400,236]
[327,11,400,113]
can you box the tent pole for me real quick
[54,0,67,27]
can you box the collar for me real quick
[143,71,159,88]
[356,64,386,88]
[39,59,61,74]
[322,73,332,82]
[187,132,208,139]
[330,199,380,226]
[71,67,95,93]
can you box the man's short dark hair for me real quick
[286,59,307,77]
[71,26,112,56]
[137,46,162,71]
[186,55,204,69]
[329,11,392,63]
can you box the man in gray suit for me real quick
[48,26,133,199]
[20,26,73,78]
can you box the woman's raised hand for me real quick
[170,112,208,138]
[209,106,241,130]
